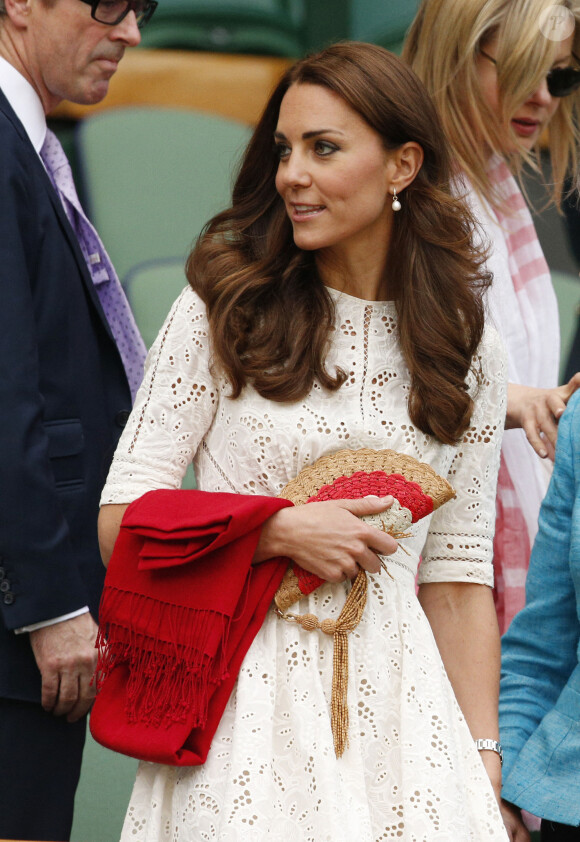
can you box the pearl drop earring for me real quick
[392,188,401,212]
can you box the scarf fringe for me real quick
[96,586,229,729]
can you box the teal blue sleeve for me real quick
[499,391,580,779]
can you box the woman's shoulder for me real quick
[147,284,211,358]
[468,322,507,398]
[478,321,506,363]
[163,284,209,326]
[173,284,206,309]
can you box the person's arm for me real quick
[98,503,130,566]
[0,132,89,626]
[254,495,397,580]
[505,374,580,459]
[497,395,580,840]
[420,579,530,841]
[0,124,101,719]
[500,393,580,775]
[101,494,399,577]
[418,325,507,799]
[98,287,221,553]
[424,581,532,841]
[419,582,502,796]
[465,180,573,460]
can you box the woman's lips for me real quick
[290,203,326,221]
[511,118,541,137]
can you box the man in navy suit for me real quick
[0,0,156,837]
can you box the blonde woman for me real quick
[404,0,580,634]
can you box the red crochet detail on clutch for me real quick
[307,471,433,522]
[291,471,433,595]
[294,568,326,594]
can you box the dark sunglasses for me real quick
[479,47,580,97]
[79,0,158,29]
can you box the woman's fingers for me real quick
[562,370,580,400]
[520,400,557,457]
[337,494,394,517]
[511,379,580,459]
[261,495,399,581]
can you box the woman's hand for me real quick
[506,373,580,459]
[254,495,397,581]
[499,800,530,842]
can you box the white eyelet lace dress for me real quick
[101,286,509,842]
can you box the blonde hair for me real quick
[403,0,580,209]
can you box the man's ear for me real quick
[4,0,33,27]
[387,142,424,195]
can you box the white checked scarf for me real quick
[478,156,559,632]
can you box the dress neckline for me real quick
[325,285,396,310]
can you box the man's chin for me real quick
[74,79,112,106]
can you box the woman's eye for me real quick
[315,140,339,156]
[275,143,291,160]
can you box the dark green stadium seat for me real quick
[138,0,306,56]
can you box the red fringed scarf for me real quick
[90,489,292,766]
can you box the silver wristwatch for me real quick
[474,738,503,766]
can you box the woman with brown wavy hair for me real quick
[98,42,509,840]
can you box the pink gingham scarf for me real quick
[485,157,558,632]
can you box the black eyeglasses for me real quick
[79,0,158,29]
[479,47,580,98]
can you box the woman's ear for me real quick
[388,142,424,194]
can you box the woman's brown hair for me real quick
[186,41,491,445]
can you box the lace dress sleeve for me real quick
[100,287,218,504]
[418,325,507,586]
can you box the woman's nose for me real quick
[527,76,554,108]
[280,152,312,188]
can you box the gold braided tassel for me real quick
[281,569,368,757]
[274,448,457,758]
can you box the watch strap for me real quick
[474,738,503,766]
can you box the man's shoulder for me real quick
[0,87,20,131]
[0,89,37,164]
[0,95,46,209]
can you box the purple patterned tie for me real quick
[40,129,146,401]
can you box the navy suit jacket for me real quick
[0,89,132,702]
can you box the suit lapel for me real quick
[0,89,118,347]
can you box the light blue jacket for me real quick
[499,391,580,825]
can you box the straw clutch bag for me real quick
[274,448,455,756]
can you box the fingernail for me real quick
[539,449,547,458]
